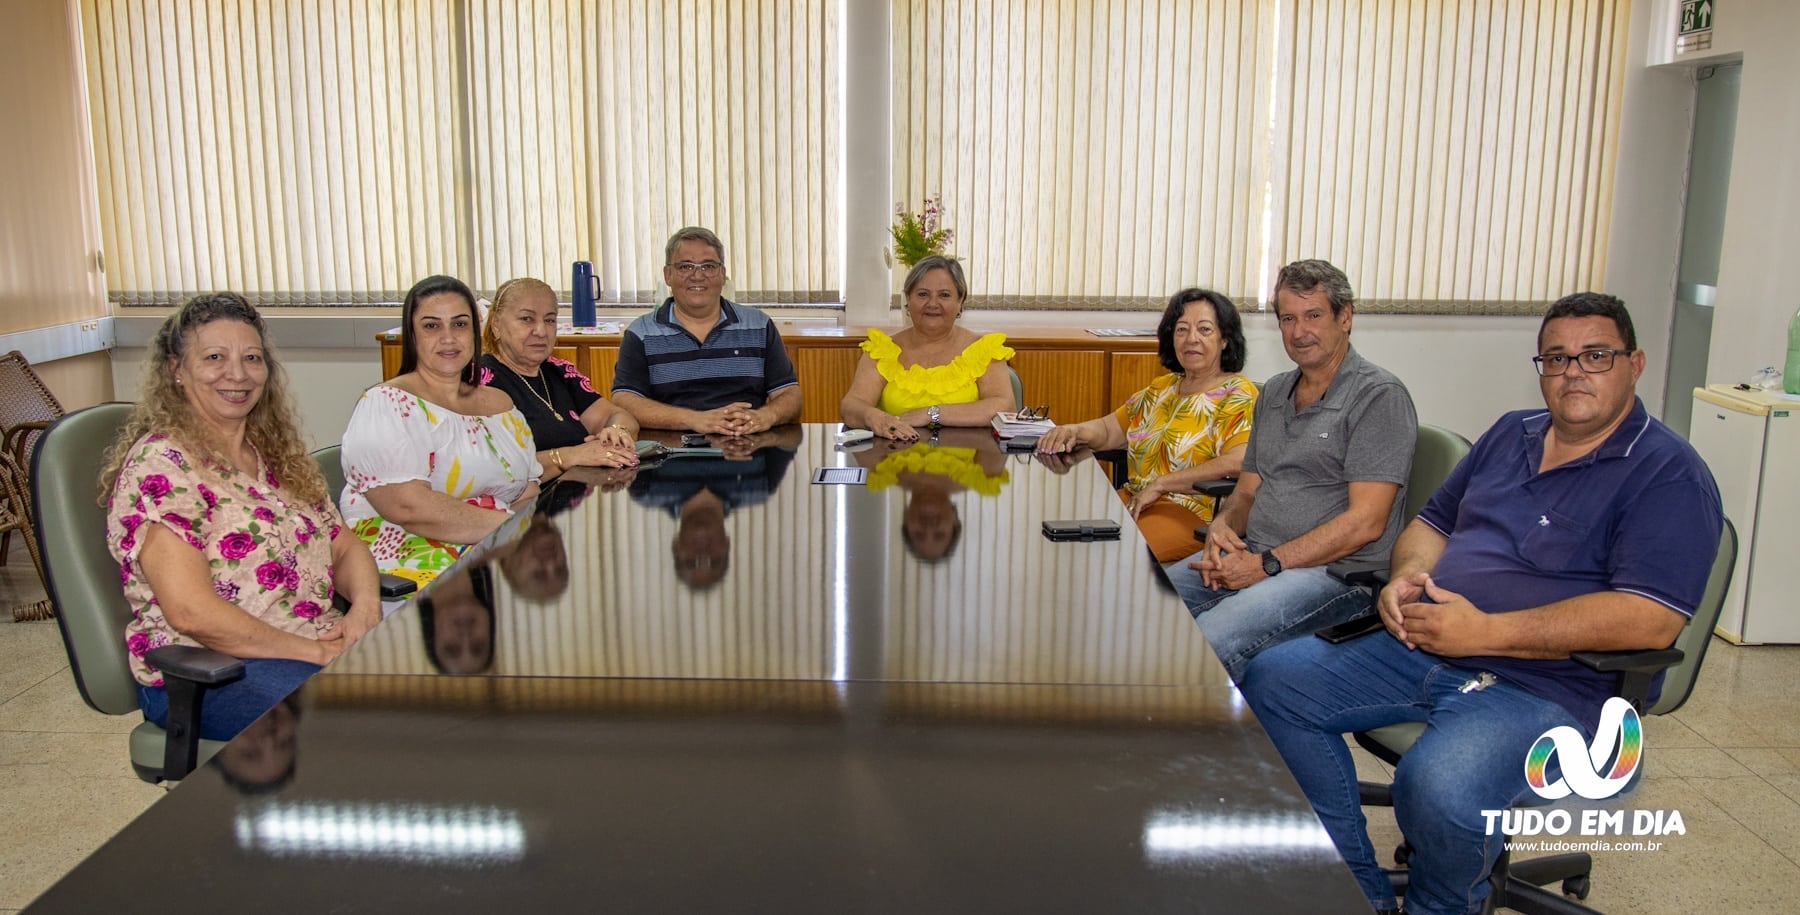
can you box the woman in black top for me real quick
[478,277,640,479]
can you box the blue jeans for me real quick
[1162,558,1374,680]
[137,658,321,742]
[1240,633,1587,915]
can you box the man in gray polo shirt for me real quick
[1165,259,1416,680]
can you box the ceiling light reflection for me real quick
[1143,809,1336,864]
[235,800,526,865]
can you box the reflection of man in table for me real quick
[854,427,1010,561]
[630,427,802,588]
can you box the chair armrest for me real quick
[1570,648,1685,710]
[1327,559,1390,587]
[1569,648,1684,674]
[2,420,50,469]
[1193,478,1237,498]
[144,645,246,781]
[145,644,247,686]
[1092,449,1129,489]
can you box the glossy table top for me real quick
[28,425,1369,913]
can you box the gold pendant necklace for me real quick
[501,361,561,417]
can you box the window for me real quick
[82,0,841,306]
[84,0,1626,314]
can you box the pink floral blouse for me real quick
[106,433,344,687]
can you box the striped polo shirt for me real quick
[611,298,799,411]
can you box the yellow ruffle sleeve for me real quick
[862,329,1016,415]
[865,444,1010,495]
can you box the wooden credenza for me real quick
[378,325,1165,424]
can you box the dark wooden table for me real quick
[27,425,1369,914]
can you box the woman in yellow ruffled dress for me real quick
[840,256,1018,441]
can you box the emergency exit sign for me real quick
[1677,0,1714,53]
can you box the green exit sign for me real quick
[1677,0,1714,52]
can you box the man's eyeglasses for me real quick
[1531,348,1634,376]
[668,261,724,279]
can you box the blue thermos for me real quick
[571,260,599,328]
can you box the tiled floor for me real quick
[3,549,1799,913]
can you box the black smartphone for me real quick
[1041,519,1122,541]
[378,573,418,600]
[1003,435,1041,452]
[681,432,711,447]
[1315,613,1384,644]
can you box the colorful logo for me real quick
[1525,696,1643,801]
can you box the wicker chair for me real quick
[0,350,66,621]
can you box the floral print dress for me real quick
[1113,372,1260,523]
[338,384,540,575]
[106,434,345,688]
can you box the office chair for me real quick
[1189,424,1471,549]
[31,403,244,783]
[311,444,346,506]
[1354,519,1737,913]
[1005,363,1024,413]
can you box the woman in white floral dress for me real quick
[103,293,384,741]
[339,275,540,578]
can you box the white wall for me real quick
[1676,0,1800,382]
[111,347,382,452]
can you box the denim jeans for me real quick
[137,657,322,742]
[1240,632,1587,915]
[1162,558,1374,680]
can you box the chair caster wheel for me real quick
[1562,875,1591,900]
[1394,843,1412,866]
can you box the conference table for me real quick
[28,424,1370,913]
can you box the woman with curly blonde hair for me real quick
[101,292,382,741]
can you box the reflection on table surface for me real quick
[330,424,1224,691]
[27,425,1372,914]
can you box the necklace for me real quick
[497,359,567,420]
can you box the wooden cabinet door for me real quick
[793,345,861,423]
[1010,349,1108,422]
[583,345,620,395]
[1109,352,1165,411]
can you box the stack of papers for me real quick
[991,412,1057,439]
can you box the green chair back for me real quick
[1404,424,1472,523]
[1649,518,1736,716]
[1006,364,1024,412]
[311,444,346,506]
[33,403,140,715]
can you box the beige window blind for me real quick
[1270,0,1629,313]
[892,0,1279,309]
[82,0,841,306]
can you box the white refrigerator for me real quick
[1689,385,1800,643]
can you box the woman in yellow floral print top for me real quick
[1037,288,1257,562]
[840,256,1019,441]
[339,275,541,576]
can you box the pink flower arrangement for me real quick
[890,193,955,267]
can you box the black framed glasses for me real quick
[668,261,724,279]
[1532,348,1633,376]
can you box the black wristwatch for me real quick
[1261,551,1284,577]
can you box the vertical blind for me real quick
[892,0,1278,308]
[1269,0,1627,311]
[84,1,1626,313]
[82,0,841,306]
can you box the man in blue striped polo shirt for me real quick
[611,226,803,434]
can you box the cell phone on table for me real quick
[1041,519,1122,541]
[1315,613,1384,644]
[378,573,418,600]
[1003,435,1041,452]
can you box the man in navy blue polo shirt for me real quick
[1239,293,1723,915]
[611,226,803,434]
